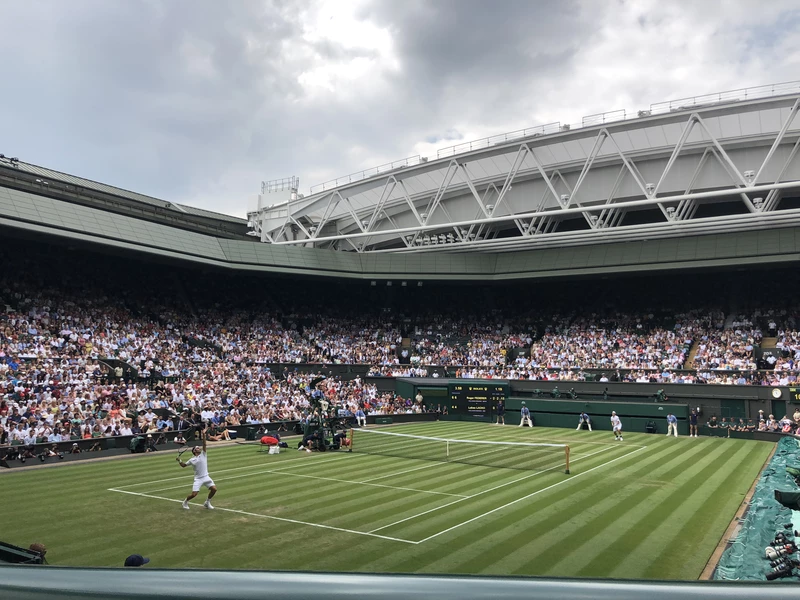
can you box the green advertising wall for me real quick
[506,397,690,435]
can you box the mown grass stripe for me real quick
[0,423,775,579]
[573,440,757,578]
[405,436,706,575]
[638,442,771,579]
[509,439,737,576]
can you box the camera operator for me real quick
[19,437,37,464]
[40,443,64,462]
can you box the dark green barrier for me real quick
[508,397,689,419]
[439,414,493,424]
[503,397,690,435]
[523,412,682,435]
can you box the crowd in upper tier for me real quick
[2,245,800,424]
[2,242,800,449]
[2,252,800,380]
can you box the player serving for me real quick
[177,437,217,510]
[611,410,623,441]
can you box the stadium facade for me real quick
[2,81,800,281]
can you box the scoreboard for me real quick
[449,383,509,419]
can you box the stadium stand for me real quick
[4,236,800,466]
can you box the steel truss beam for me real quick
[378,209,800,254]
[268,180,800,246]
[252,101,800,252]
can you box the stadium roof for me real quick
[248,81,800,254]
[0,156,246,225]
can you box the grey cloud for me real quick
[0,0,797,217]
[361,0,591,87]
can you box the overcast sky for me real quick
[1,0,799,218]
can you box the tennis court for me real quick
[2,422,773,577]
[109,424,643,544]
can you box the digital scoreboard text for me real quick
[449,383,508,419]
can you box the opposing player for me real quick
[177,437,217,510]
[611,411,623,441]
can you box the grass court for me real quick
[1,422,773,579]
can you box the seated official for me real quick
[205,424,231,442]
[205,425,223,442]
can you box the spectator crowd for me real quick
[3,244,800,455]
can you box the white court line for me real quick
[368,444,618,534]
[142,468,468,498]
[107,488,418,545]
[359,446,509,483]
[113,453,364,490]
[415,445,649,543]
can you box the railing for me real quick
[304,80,800,197]
[0,567,789,599]
[435,122,562,159]
[309,155,423,194]
[650,80,800,115]
[582,109,626,127]
[261,176,299,194]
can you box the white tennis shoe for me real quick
[204,500,214,510]
[182,500,190,510]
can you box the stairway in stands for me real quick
[685,340,701,369]
[761,336,778,348]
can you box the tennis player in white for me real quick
[177,437,217,510]
[611,411,623,441]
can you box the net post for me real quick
[565,445,570,475]
[348,428,354,453]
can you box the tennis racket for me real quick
[176,447,191,462]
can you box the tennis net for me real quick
[349,429,570,474]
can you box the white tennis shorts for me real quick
[192,476,215,492]
[613,425,622,433]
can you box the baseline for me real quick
[106,488,418,545]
